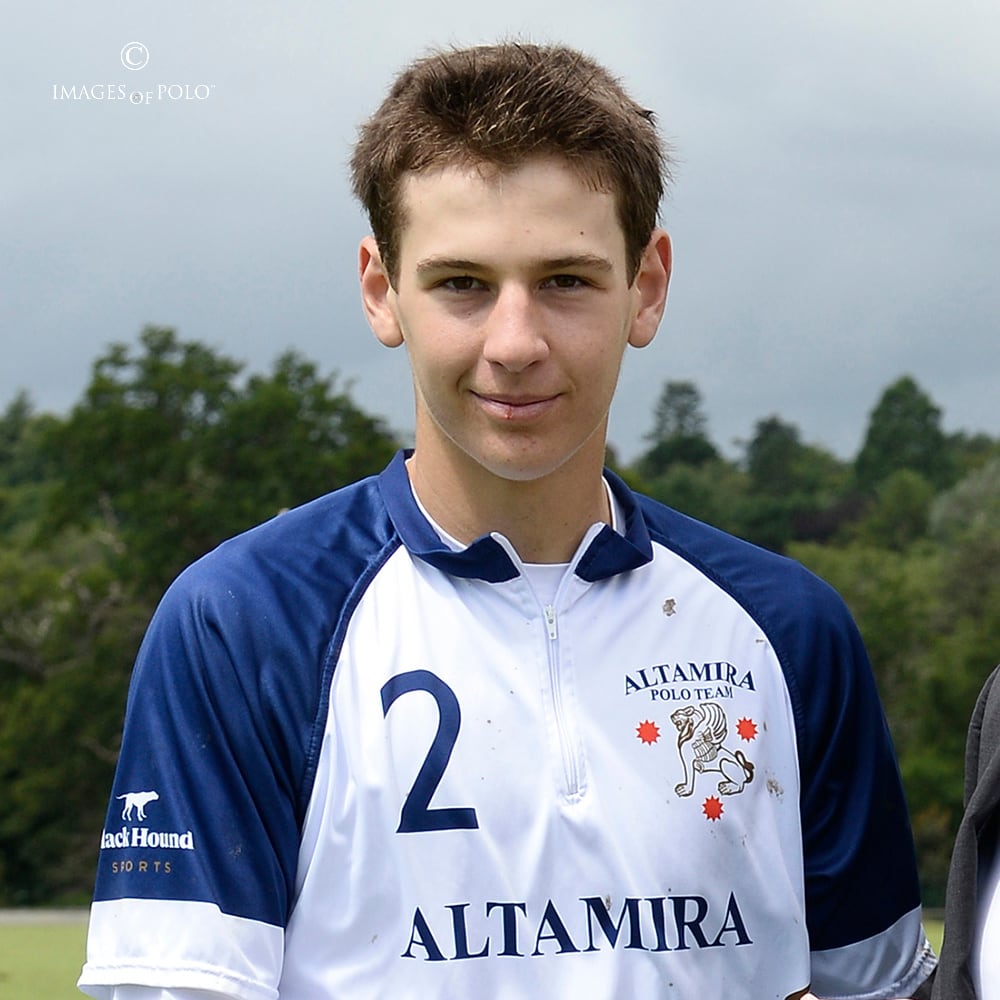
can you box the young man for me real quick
[79,43,936,999]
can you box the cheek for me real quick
[577,331,628,381]
[412,321,484,376]
[406,342,471,409]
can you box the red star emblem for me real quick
[703,796,724,821]
[636,720,660,745]
[736,717,758,741]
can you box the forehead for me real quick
[395,157,628,266]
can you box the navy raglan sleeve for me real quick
[78,551,322,1000]
[770,566,936,996]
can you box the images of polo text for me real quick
[51,42,215,106]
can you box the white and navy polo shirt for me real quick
[79,451,935,999]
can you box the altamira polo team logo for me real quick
[635,700,759,822]
[626,658,760,819]
[669,703,755,799]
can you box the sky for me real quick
[3,0,999,463]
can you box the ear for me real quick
[627,229,672,349]
[359,236,404,348]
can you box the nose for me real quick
[481,285,549,373]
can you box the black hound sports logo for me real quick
[117,790,159,821]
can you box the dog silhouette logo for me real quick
[116,790,160,821]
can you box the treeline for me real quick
[2,326,998,906]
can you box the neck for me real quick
[406,446,611,564]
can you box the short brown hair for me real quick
[351,42,670,284]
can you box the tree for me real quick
[0,525,146,903]
[854,376,956,492]
[0,392,33,477]
[735,417,850,550]
[745,416,804,497]
[0,392,61,531]
[929,457,1000,621]
[0,327,403,904]
[40,326,243,591]
[41,327,400,594]
[647,379,710,441]
[641,458,750,536]
[855,469,935,551]
[207,351,398,530]
[930,456,1000,547]
[948,430,1000,480]
[637,380,718,478]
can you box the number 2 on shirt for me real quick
[381,670,480,833]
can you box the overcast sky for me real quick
[3,0,998,463]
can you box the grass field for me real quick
[0,912,88,1000]
[0,911,945,999]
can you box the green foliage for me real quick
[637,380,719,480]
[790,455,1000,907]
[854,469,936,551]
[948,430,1000,479]
[209,350,398,531]
[0,327,400,904]
[647,379,711,442]
[638,391,854,551]
[855,375,956,492]
[40,327,399,595]
[930,457,1000,548]
[0,394,60,532]
[642,459,750,537]
[0,528,144,904]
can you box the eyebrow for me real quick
[414,254,616,276]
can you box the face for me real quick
[359,157,671,489]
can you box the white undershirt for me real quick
[975,846,1000,1000]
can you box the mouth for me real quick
[472,392,560,422]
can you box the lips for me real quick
[472,392,560,422]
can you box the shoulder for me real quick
[632,490,874,738]
[122,473,405,822]
[635,491,849,630]
[163,471,399,622]
[134,472,403,723]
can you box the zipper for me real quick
[543,602,582,799]
[487,531,591,802]
[544,605,558,640]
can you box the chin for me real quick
[468,444,590,485]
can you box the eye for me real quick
[541,274,589,289]
[439,275,487,292]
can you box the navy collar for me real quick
[377,451,653,584]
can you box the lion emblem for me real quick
[116,790,159,821]
[670,703,754,798]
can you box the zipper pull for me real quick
[544,605,558,640]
